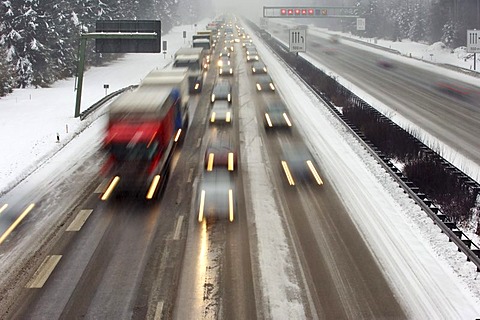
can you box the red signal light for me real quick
[281,8,286,15]
[295,9,300,15]
[308,9,314,15]
[302,9,307,15]
[288,9,293,15]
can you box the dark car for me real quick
[218,65,233,76]
[264,98,292,129]
[246,49,259,62]
[211,80,232,103]
[204,133,237,171]
[255,74,275,92]
[209,100,232,124]
[217,56,231,67]
[251,61,267,74]
[197,170,236,223]
[279,142,324,186]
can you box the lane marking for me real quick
[196,138,202,148]
[66,209,93,232]
[187,168,194,183]
[94,179,109,194]
[0,203,35,245]
[26,255,62,288]
[154,301,164,320]
[0,204,8,215]
[173,215,184,240]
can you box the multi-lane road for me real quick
[268,21,480,169]
[0,19,479,319]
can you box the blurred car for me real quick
[218,65,233,76]
[434,80,476,101]
[323,47,337,55]
[263,98,292,129]
[217,56,231,67]
[279,142,324,186]
[204,134,237,171]
[211,80,232,103]
[376,59,395,69]
[209,100,232,124]
[242,39,254,47]
[251,61,267,74]
[219,48,231,58]
[330,34,340,44]
[197,170,236,222]
[255,74,275,92]
[246,49,259,62]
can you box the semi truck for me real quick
[193,31,213,65]
[101,70,189,200]
[173,47,206,93]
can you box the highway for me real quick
[268,21,480,168]
[0,19,479,319]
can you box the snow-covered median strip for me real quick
[239,78,306,318]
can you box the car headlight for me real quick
[252,68,256,73]
[256,83,261,91]
[211,94,215,102]
[269,83,275,91]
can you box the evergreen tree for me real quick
[441,18,456,47]
[409,2,426,42]
[0,47,16,96]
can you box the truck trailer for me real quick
[173,47,206,93]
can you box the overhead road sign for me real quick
[467,29,480,53]
[95,20,161,53]
[263,6,357,19]
[289,29,306,53]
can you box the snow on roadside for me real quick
[0,23,205,196]
[238,58,306,319]
[249,23,480,318]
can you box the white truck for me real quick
[173,47,206,93]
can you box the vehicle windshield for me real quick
[174,60,200,71]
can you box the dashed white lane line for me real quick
[187,168,194,183]
[173,215,184,240]
[154,301,164,320]
[66,209,93,232]
[26,255,62,288]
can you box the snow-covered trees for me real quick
[0,0,197,97]
[348,0,476,48]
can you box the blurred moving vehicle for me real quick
[217,56,231,67]
[279,142,324,186]
[376,59,395,69]
[219,47,231,57]
[251,61,267,74]
[211,80,232,103]
[330,34,339,44]
[434,80,477,101]
[246,48,259,62]
[204,133,237,171]
[101,69,190,200]
[197,170,236,222]
[210,100,232,124]
[218,65,233,76]
[255,74,275,92]
[263,98,292,129]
